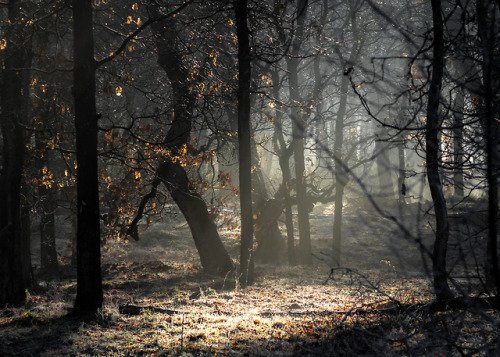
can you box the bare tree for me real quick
[426,0,453,301]
[235,0,254,286]
[0,0,34,307]
[72,0,103,314]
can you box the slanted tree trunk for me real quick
[0,0,33,306]
[144,5,233,276]
[72,0,103,314]
[426,0,453,301]
[157,162,234,275]
[235,0,254,286]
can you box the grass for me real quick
[1,206,500,356]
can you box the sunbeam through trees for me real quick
[1,0,499,355]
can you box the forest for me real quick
[0,0,499,355]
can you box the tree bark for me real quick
[72,0,103,314]
[0,0,33,307]
[426,0,453,301]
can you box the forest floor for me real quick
[1,199,499,356]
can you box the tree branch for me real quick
[95,0,193,68]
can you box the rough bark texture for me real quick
[426,0,453,301]
[72,0,103,314]
[0,0,33,307]
[235,0,254,286]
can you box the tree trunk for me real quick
[397,134,406,208]
[35,29,59,274]
[21,188,34,290]
[287,1,312,265]
[36,138,58,274]
[72,0,103,314]
[235,0,254,286]
[147,4,234,276]
[157,162,234,275]
[252,143,285,265]
[477,0,500,303]
[40,194,58,273]
[271,69,297,266]
[426,0,453,301]
[331,7,363,267]
[374,123,396,200]
[452,87,465,198]
[0,0,33,307]
[332,72,350,266]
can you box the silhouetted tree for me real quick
[0,0,34,307]
[477,0,500,303]
[235,0,254,286]
[426,0,453,301]
[72,0,103,314]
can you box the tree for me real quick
[477,0,500,304]
[426,0,453,301]
[72,0,103,314]
[125,2,234,276]
[235,0,254,286]
[34,29,60,274]
[287,0,312,265]
[331,1,364,266]
[0,0,34,307]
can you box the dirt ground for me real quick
[1,199,499,356]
